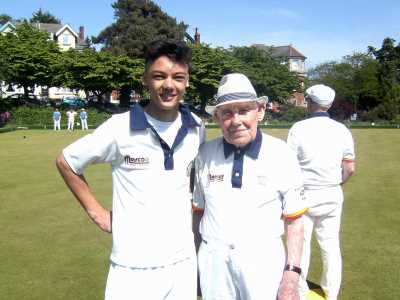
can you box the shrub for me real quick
[7,107,112,128]
[275,105,308,122]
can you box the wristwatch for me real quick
[284,264,302,275]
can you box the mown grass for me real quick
[0,128,399,299]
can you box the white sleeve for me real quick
[343,128,355,161]
[62,117,119,175]
[278,144,307,218]
[286,126,299,153]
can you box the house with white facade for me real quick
[0,21,88,100]
[253,44,307,107]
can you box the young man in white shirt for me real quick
[56,40,205,300]
[287,84,356,300]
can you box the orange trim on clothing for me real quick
[192,203,204,214]
[284,208,308,220]
[342,158,355,162]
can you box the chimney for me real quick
[194,27,200,44]
[79,26,84,40]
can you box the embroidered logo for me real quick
[124,155,150,167]
[208,174,224,182]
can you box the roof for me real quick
[0,21,16,33]
[31,22,64,34]
[8,22,89,48]
[253,44,306,59]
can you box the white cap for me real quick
[305,84,335,106]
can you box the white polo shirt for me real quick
[287,113,355,189]
[193,131,306,246]
[63,104,205,268]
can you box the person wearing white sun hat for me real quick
[193,73,307,300]
[287,84,356,300]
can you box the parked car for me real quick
[59,95,87,108]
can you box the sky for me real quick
[2,0,400,68]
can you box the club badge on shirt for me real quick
[208,173,224,183]
[124,155,150,169]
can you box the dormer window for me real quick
[63,34,70,45]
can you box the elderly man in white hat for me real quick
[193,73,307,300]
[287,84,356,300]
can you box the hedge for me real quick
[5,107,112,128]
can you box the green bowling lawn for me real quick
[0,128,399,299]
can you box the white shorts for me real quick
[105,257,197,300]
[198,238,285,300]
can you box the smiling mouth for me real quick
[160,91,176,101]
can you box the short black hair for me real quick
[144,39,192,71]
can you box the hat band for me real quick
[217,92,257,105]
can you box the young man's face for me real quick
[215,101,264,148]
[143,56,189,119]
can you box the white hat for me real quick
[205,73,268,114]
[305,84,335,106]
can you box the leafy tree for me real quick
[229,46,301,103]
[187,43,243,111]
[0,14,12,24]
[93,0,187,58]
[0,23,60,96]
[30,8,61,24]
[308,52,380,115]
[54,48,144,106]
[368,38,400,120]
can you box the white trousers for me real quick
[299,186,343,300]
[80,118,88,130]
[198,238,285,300]
[53,120,60,130]
[105,257,197,300]
[67,119,74,130]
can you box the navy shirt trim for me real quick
[311,112,330,118]
[223,129,262,188]
[129,103,200,170]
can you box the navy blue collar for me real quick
[223,129,262,159]
[130,103,200,131]
[311,112,330,118]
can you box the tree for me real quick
[0,23,60,96]
[308,52,380,116]
[93,0,187,58]
[53,48,144,106]
[229,46,301,103]
[368,38,400,120]
[187,43,243,111]
[30,9,61,24]
[0,14,12,25]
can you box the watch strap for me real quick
[284,264,302,275]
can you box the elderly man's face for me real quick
[215,101,264,148]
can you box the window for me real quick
[63,34,70,45]
[290,59,305,72]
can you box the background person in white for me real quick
[79,108,88,130]
[66,108,77,131]
[53,108,61,130]
[193,73,306,300]
[56,40,205,300]
[287,84,356,300]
